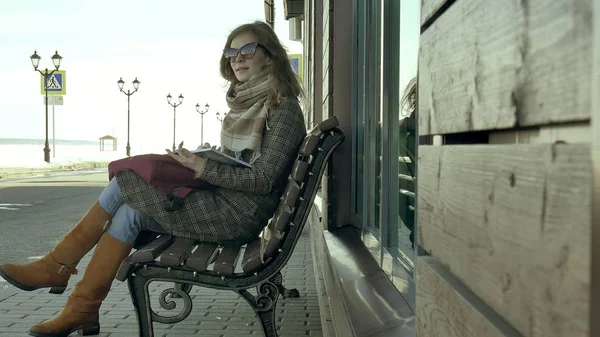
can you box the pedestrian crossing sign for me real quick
[40,70,66,95]
[288,54,303,80]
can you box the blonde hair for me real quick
[220,21,303,106]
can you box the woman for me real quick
[0,21,306,337]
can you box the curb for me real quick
[0,161,110,180]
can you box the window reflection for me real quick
[398,78,416,250]
[397,0,420,255]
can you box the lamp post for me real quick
[30,50,62,163]
[117,77,140,157]
[216,111,227,125]
[167,93,184,151]
[195,103,210,145]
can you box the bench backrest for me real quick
[240,116,344,274]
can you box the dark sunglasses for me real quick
[224,42,270,63]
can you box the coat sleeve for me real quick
[198,99,307,195]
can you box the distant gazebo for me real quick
[99,135,118,151]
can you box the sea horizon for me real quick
[0,138,101,146]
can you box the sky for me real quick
[0,0,302,153]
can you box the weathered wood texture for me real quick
[418,144,592,337]
[418,0,593,136]
[420,0,449,25]
[591,0,600,335]
[417,257,522,337]
[488,122,590,144]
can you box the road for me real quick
[0,170,109,264]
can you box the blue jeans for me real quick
[98,178,166,245]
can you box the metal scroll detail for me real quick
[238,280,280,313]
[237,280,280,337]
[150,285,193,324]
[270,272,283,286]
[254,282,279,312]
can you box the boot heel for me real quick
[78,323,100,335]
[49,286,66,294]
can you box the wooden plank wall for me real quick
[418,257,523,337]
[420,0,447,25]
[416,1,596,337]
[589,1,600,336]
[418,0,592,136]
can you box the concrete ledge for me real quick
[308,205,336,337]
[323,226,416,337]
[0,161,110,180]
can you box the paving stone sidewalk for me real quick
[0,231,323,337]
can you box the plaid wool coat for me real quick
[115,98,307,244]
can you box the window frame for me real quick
[364,0,382,236]
[351,0,419,311]
[351,0,367,218]
[381,0,401,250]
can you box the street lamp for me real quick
[216,111,227,125]
[117,77,140,157]
[167,93,184,151]
[195,103,210,145]
[30,50,62,163]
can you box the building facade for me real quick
[268,1,600,336]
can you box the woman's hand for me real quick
[166,147,208,177]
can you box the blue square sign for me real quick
[40,70,66,95]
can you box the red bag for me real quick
[108,154,213,211]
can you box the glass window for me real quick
[353,0,420,256]
[352,0,367,217]
[365,0,382,233]
[351,0,420,311]
[397,0,420,258]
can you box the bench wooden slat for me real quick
[116,255,136,282]
[132,230,162,250]
[319,116,339,131]
[131,234,174,263]
[299,134,320,156]
[158,237,196,267]
[291,160,309,182]
[271,204,293,231]
[185,242,219,272]
[241,239,263,273]
[308,116,339,136]
[213,243,242,276]
[282,180,301,208]
[308,126,323,137]
[261,227,285,258]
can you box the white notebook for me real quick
[190,148,252,168]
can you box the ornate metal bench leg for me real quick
[239,281,281,337]
[127,272,156,337]
[257,308,278,337]
[271,271,300,298]
[276,284,300,298]
[170,283,193,299]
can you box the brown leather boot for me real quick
[28,233,133,337]
[0,201,112,294]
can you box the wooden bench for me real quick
[115,116,345,337]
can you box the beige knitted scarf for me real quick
[221,70,272,164]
